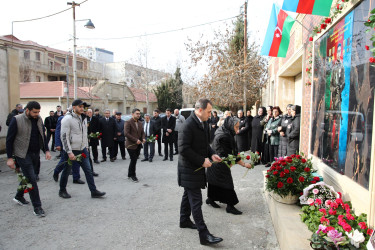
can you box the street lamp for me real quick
[67,1,95,99]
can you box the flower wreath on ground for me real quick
[265,154,316,197]
[300,182,373,249]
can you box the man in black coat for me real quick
[113,112,126,160]
[152,110,163,157]
[235,110,250,152]
[178,99,223,246]
[161,108,176,161]
[44,111,57,152]
[99,109,117,162]
[141,114,156,162]
[6,104,23,126]
[87,109,100,164]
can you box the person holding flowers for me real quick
[141,114,156,162]
[6,101,51,217]
[60,99,106,199]
[206,116,253,215]
[178,98,223,245]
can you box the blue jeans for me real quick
[15,152,42,208]
[60,148,96,192]
[54,150,81,180]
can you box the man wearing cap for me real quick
[60,99,106,198]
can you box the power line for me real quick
[12,0,88,23]
[80,14,242,41]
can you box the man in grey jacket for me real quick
[173,109,185,155]
[59,99,106,199]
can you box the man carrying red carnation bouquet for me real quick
[60,99,106,199]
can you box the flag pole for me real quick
[293,17,310,32]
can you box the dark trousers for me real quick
[164,142,173,160]
[47,131,55,150]
[143,138,155,160]
[113,140,126,158]
[32,155,41,176]
[102,146,114,160]
[262,143,270,164]
[269,145,279,163]
[155,131,162,155]
[60,148,97,192]
[15,152,42,208]
[91,145,98,161]
[180,187,209,237]
[127,145,141,177]
[173,131,179,153]
[54,150,81,180]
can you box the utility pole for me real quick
[67,1,79,99]
[243,0,248,112]
[66,54,70,107]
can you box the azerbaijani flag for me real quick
[282,0,333,17]
[261,4,295,58]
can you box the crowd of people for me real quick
[4,99,301,246]
[211,104,301,168]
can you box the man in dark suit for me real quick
[99,109,117,162]
[152,109,163,157]
[124,108,145,183]
[141,114,156,162]
[87,109,100,165]
[44,110,57,152]
[161,108,176,161]
[114,112,126,160]
[178,99,223,245]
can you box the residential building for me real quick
[0,35,104,87]
[77,46,114,63]
[262,0,375,226]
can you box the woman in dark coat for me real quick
[264,107,283,167]
[209,111,220,143]
[206,117,252,215]
[278,104,293,157]
[246,110,253,150]
[286,105,301,156]
[251,107,266,154]
[235,110,250,152]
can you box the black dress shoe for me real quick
[110,158,115,162]
[73,179,85,184]
[173,152,178,155]
[101,159,106,162]
[92,172,99,177]
[53,173,59,182]
[94,160,100,164]
[170,158,173,161]
[265,163,271,168]
[59,190,71,199]
[149,159,153,162]
[226,205,243,215]
[122,157,126,160]
[180,220,197,229]
[91,190,106,198]
[200,233,223,245]
[159,154,163,157]
[206,198,220,208]
[163,158,168,161]
[141,158,149,162]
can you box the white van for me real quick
[179,108,195,120]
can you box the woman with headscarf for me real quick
[251,107,266,156]
[206,117,252,215]
[286,105,301,155]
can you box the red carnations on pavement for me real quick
[369,57,375,63]
[365,45,370,50]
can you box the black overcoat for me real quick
[99,117,117,148]
[251,115,265,153]
[161,115,176,143]
[88,116,100,146]
[235,116,250,152]
[278,114,292,157]
[178,113,214,189]
[286,114,301,156]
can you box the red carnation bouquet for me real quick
[146,134,158,143]
[195,151,256,172]
[89,132,102,139]
[16,171,33,193]
[265,153,315,197]
[56,152,87,168]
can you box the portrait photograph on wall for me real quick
[310,0,375,189]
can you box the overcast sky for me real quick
[0,0,284,80]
